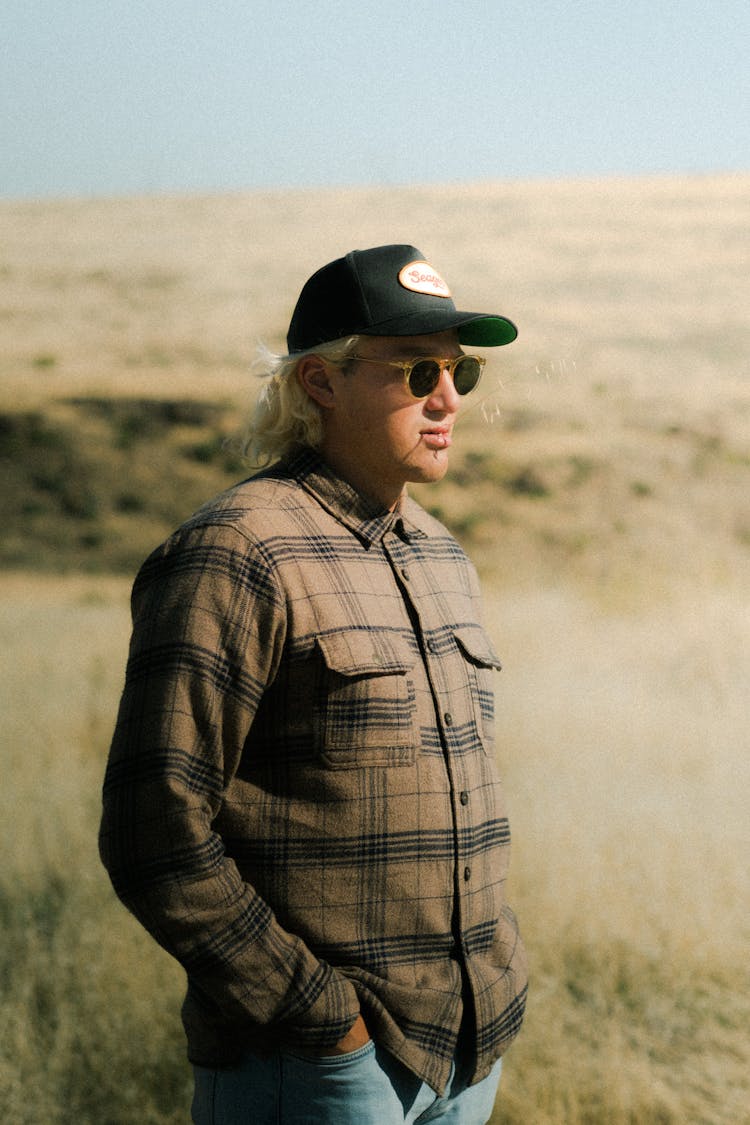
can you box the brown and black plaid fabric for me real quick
[99,447,527,1094]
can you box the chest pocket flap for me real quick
[316,629,415,677]
[453,624,502,670]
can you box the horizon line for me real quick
[1,167,748,208]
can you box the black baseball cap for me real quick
[287,244,517,353]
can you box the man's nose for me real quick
[426,364,461,411]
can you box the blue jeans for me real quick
[191,1041,502,1124]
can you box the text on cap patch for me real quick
[398,261,452,298]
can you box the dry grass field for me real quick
[1,174,748,1122]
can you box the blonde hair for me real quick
[242,336,361,466]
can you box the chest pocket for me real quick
[315,629,417,768]
[453,625,502,753]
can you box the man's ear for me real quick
[296,355,336,410]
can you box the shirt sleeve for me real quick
[98,520,360,1049]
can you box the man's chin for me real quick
[408,455,451,486]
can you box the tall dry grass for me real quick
[0,577,189,1124]
[488,583,750,1123]
[1,572,747,1123]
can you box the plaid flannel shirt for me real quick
[99,447,527,1094]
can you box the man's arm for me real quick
[98,521,361,1051]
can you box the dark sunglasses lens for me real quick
[453,357,482,395]
[408,360,441,398]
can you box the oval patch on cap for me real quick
[398,260,452,298]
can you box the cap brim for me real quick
[358,309,518,347]
[456,314,518,347]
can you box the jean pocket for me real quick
[284,1039,376,1068]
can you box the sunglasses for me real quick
[347,354,485,399]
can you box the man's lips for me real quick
[421,428,452,449]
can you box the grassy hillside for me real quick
[1,173,748,594]
[1,374,747,601]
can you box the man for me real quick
[99,244,528,1124]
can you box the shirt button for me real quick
[444,712,453,726]
[463,866,472,882]
[427,639,438,654]
[460,791,469,806]
[401,568,410,581]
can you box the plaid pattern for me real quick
[99,447,527,1094]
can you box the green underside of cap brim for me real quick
[354,310,517,347]
[458,316,518,347]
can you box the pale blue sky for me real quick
[2,0,748,199]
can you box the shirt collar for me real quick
[280,447,426,546]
